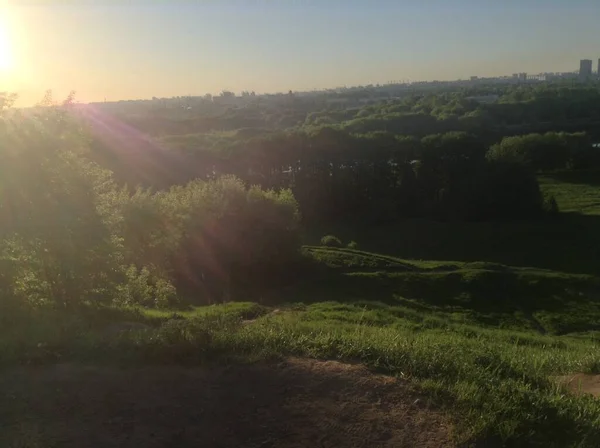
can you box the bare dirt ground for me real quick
[0,358,453,448]
[556,373,600,397]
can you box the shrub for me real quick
[167,176,302,302]
[543,194,559,215]
[156,319,211,346]
[486,132,573,171]
[154,278,179,309]
[347,240,359,249]
[321,235,343,247]
[116,266,153,307]
[115,265,180,309]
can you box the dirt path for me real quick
[0,358,453,448]
[556,373,600,397]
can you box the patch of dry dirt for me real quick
[0,358,454,448]
[556,373,600,397]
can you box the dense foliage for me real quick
[487,131,599,170]
[157,129,548,223]
[6,84,600,309]
[86,84,600,225]
[0,106,300,309]
[98,83,600,138]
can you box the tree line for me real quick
[149,127,588,224]
[93,84,600,140]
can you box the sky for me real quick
[1,0,600,105]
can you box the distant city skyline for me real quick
[2,0,600,105]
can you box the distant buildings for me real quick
[85,57,600,110]
[544,71,578,81]
[580,59,593,79]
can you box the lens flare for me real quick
[0,8,14,75]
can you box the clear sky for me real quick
[1,0,600,105]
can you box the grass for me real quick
[142,301,270,322]
[302,247,600,334]
[303,169,600,276]
[4,171,600,446]
[312,216,600,275]
[303,246,462,270]
[238,303,600,446]
[5,295,600,446]
[4,245,600,446]
[539,170,600,215]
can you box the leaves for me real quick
[0,105,302,309]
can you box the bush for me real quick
[115,266,179,309]
[321,235,343,247]
[347,240,359,249]
[486,132,590,171]
[167,176,301,302]
[543,194,559,215]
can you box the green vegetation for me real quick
[0,104,301,309]
[4,248,600,446]
[320,234,343,247]
[91,85,600,225]
[4,87,600,447]
[539,170,600,215]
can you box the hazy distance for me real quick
[1,0,599,105]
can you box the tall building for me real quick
[580,59,593,79]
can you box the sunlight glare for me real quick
[0,8,14,75]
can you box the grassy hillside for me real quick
[154,248,600,446]
[309,217,600,275]
[305,171,600,275]
[539,170,600,215]
[5,246,600,446]
[302,247,600,334]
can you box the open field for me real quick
[538,170,600,216]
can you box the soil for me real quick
[0,358,453,448]
[556,373,600,397]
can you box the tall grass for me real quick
[3,300,600,447]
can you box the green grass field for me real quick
[5,244,600,446]
[539,170,600,215]
[302,171,600,276]
[4,170,600,447]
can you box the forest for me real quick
[92,83,600,227]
